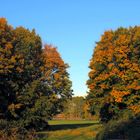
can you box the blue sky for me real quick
[1,0,140,96]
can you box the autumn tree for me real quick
[87,27,140,122]
[42,45,73,117]
[0,18,24,119]
[0,18,47,131]
[0,18,72,134]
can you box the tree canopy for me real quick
[87,27,140,122]
[0,18,72,138]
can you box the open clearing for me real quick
[38,120,102,140]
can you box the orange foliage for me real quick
[42,45,67,81]
[129,105,140,114]
[110,88,130,103]
[87,27,140,116]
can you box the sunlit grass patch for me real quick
[38,120,102,140]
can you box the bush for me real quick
[0,119,41,140]
[96,115,140,140]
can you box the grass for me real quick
[38,120,102,140]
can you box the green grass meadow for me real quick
[38,120,102,140]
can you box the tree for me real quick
[0,18,48,131]
[87,27,140,122]
[62,97,85,119]
[42,45,73,116]
[0,18,24,119]
[62,96,93,120]
[0,18,73,133]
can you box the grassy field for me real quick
[38,120,102,140]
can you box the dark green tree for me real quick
[0,18,73,133]
[0,18,24,119]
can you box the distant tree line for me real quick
[0,18,72,139]
[54,96,94,120]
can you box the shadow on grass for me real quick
[49,122,100,131]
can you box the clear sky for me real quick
[1,0,140,96]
